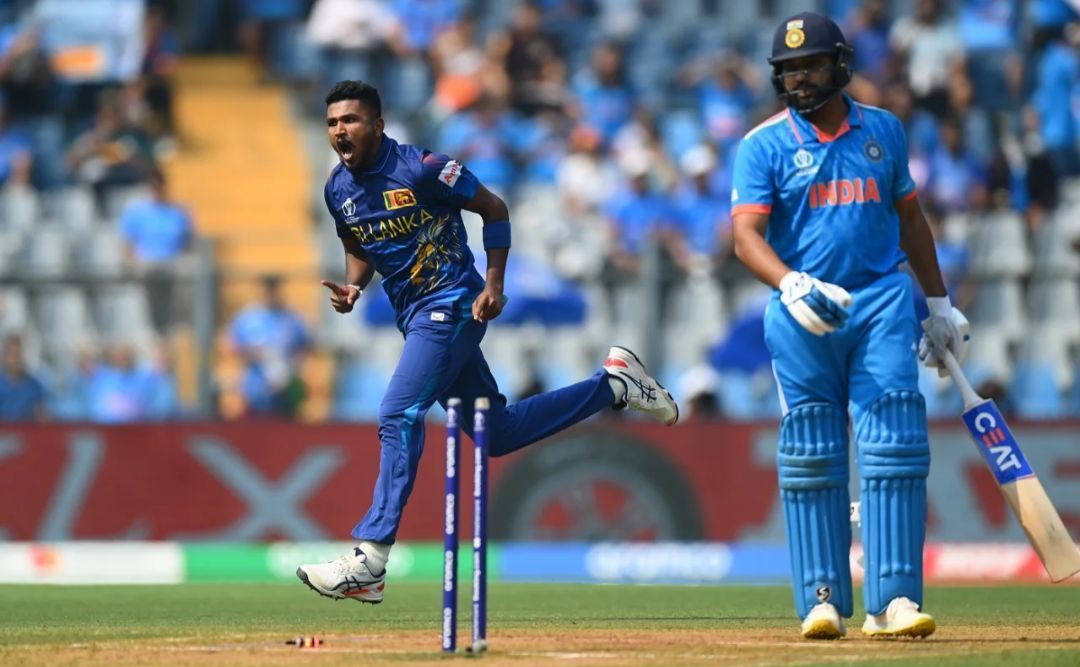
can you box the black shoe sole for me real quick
[296,567,383,605]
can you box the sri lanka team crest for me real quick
[383,188,417,210]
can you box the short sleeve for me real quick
[730,136,774,216]
[888,115,918,202]
[415,151,479,207]
[323,181,350,240]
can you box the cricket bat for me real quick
[941,349,1080,582]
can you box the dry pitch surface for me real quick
[1,583,1078,666]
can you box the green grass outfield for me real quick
[1,584,1078,665]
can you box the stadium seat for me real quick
[969,278,1026,343]
[330,355,388,421]
[317,289,366,352]
[93,285,155,342]
[34,288,97,354]
[967,211,1031,278]
[963,330,1013,386]
[20,228,70,278]
[80,228,126,278]
[1032,211,1080,279]
[1028,278,1080,342]
[50,185,100,233]
[0,287,30,333]
[1011,361,1065,419]
[0,185,41,234]
[918,366,964,419]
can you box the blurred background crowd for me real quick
[0,0,1078,424]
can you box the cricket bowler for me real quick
[731,12,970,639]
[296,81,678,603]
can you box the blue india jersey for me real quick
[730,96,917,289]
[324,136,485,330]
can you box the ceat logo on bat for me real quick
[963,404,1034,485]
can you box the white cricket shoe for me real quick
[603,346,679,426]
[862,597,936,638]
[296,546,385,604]
[801,602,846,640]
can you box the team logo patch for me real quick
[342,197,356,217]
[785,27,805,49]
[793,148,814,169]
[383,188,416,210]
[439,160,463,187]
[863,141,884,162]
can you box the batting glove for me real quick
[918,296,971,377]
[779,270,853,336]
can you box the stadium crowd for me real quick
[1,0,1079,422]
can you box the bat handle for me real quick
[940,348,983,410]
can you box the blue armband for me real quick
[482,220,511,250]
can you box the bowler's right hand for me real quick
[779,270,852,336]
[321,280,361,313]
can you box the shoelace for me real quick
[623,374,657,402]
[331,548,366,576]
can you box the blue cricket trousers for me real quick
[352,302,615,543]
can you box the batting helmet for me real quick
[768,12,854,114]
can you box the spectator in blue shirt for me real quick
[119,170,193,332]
[85,342,161,423]
[572,42,636,145]
[684,55,760,153]
[846,0,894,87]
[0,335,46,422]
[239,0,308,80]
[437,96,517,194]
[957,0,1022,110]
[120,170,193,265]
[1031,26,1080,176]
[928,114,989,213]
[669,145,732,280]
[227,274,311,418]
[602,151,678,279]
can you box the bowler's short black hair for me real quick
[325,80,382,118]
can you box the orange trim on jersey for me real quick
[784,109,804,144]
[745,109,788,139]
[732,203,773,216]
[813,118,852,143]
[898,188,919,202]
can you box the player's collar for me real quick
[788,95,862,144]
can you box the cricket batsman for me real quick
[296,81,678,603]
[731,13,970,639]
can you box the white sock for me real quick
[359,541,390,573]
[608,376,627,405]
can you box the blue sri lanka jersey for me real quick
[324,136,485,330]
[730,95,917,289]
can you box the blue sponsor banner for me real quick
[961,401,1034,486]
[500,542,790,584]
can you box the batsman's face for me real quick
[327,100,383,170]
[780,54,834,104]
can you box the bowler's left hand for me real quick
[472,288,506,323]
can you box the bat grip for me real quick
[940,348,983,410]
